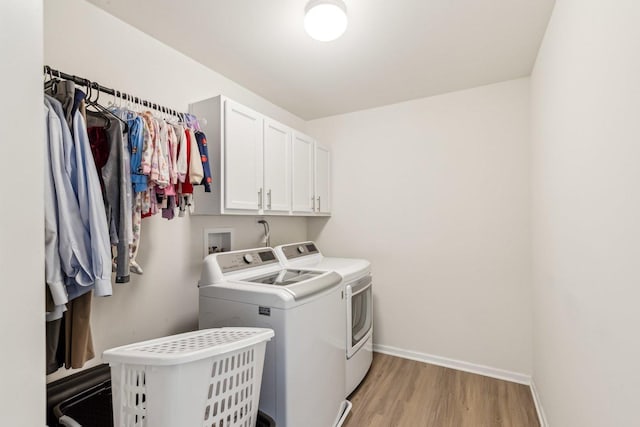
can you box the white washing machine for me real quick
[274,242,373,396]
[199,247,351,427]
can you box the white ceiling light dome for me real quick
[304,0,348,42]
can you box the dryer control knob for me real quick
[297,246,305,254]
[243,254,254,264]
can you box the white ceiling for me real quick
[88,0,555,120]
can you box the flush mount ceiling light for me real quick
[304,0,348,42]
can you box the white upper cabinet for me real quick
[291,132,315,213]
[315,143,331,214]
[263,119,291,213]
[224,100,264,211]
[189,95,330,216]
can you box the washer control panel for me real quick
[217,249,278,273]
[280,242,320,260]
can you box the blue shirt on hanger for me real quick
[44,96,112,300]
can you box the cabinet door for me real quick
[224,100,263,211]
[291,132,315,213]
[263,119,291,213]
[315,143,331,214]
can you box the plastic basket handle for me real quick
[58,415,83,427]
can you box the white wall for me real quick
[0,1,45,424]
[45,0,308,381]
[531,1,640,425]
[307,79,532,375]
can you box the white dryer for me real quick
[274,242,373,396]
[198,247,351,427]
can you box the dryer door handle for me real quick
[349,276,372,296]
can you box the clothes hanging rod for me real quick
[44,65,185,118]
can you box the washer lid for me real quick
[242,269,342,301]
[245,269,323,286]
[279,255,371,283]
[200,269,342,307]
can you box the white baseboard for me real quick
[372,344,531,385]
[530,379,548,427]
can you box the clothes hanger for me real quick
[83,81,109,127]
[44,66,59,93]
[85,80,129,132]
[43,66,50,85]
[106,89,119,111]
[169,108,178,124]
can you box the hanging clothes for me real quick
[44,88,111,375]
[43,102,66,310]
[70,110,113,297]
[64,292,95,369]
[46,291,96,372]
[128,116,147,193]
[43,72,209,374]
[187,128,204,185]
[44,95,111,299]
[180,128,194,194]
[50,80,76,129]
[159,124,178,220]
[177,127,195,217]
[195,131,212,193]
[148,114,162,186]
[155,119,171,188]
[86,126,109,197]
[87,112,132,283]
[174,123,188,183]
[141,111,155,177]
[127,115,146,275]
[167,124,178,190]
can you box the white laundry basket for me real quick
[102,327,274,427]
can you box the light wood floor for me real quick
[344,353,539,427]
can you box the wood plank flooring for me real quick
[343,353,539,427]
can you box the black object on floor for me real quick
[257,411,276,427]
[47,364,276,426]
[47,364,111,427]
[54,379,113,426]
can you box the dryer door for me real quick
[346,275,372,358]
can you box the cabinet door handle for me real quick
[267,189,272,210]
[258,188,263,209]
[312,196,316,211]
[317,196,321,212]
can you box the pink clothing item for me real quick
[164,185,176,197]
[141,112,155,175]
[141,187,151,214]
[129,193,142,265]
[148,186,159,216]
[149,118,160,183]
[167,125,178,185]
[174,124,188,183]
[154,120,170,188]
[163,124,177,196]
